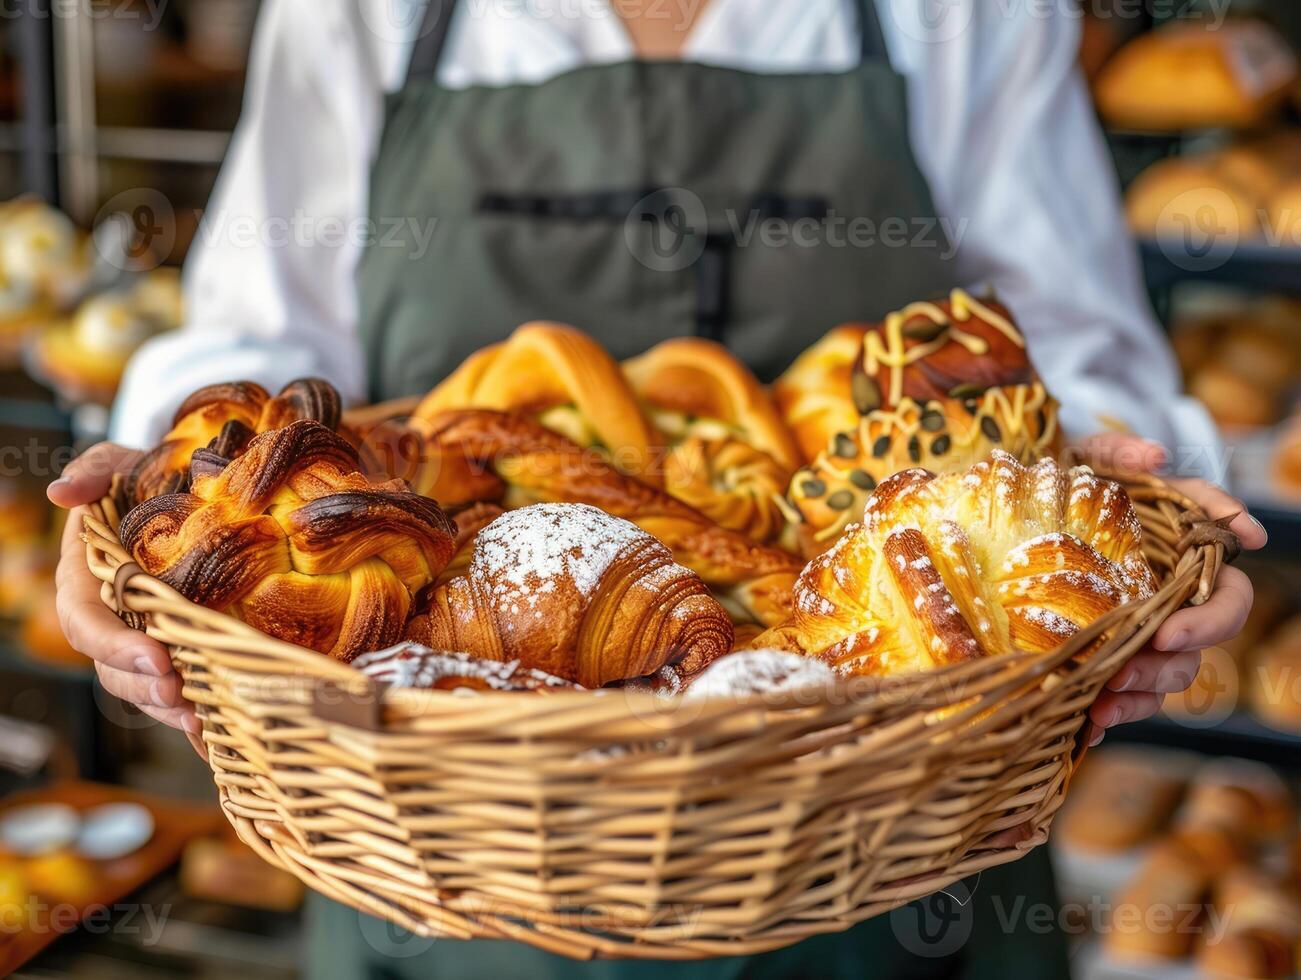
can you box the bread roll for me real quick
[1198,866,1300,980]
[1125,158,1260,243]
[1057,750,1185,853]
[1095,21,1296,131]
[1249,614,1301,731]
[1105,836,1215,962]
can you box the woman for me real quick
[49,1,1262,976]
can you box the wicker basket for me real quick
[83,470,1234,960]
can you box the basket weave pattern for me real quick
[84,472,1230,960]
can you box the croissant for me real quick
[120,420,456,662]
[405,503,734,687]
[413,322,661,480]
[623,338,799,541]
[751,451,1157,676]
[386,409,803,627]
[775,290,1061,552]
[126,378,343,507]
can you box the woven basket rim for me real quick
[82,465,1222,721]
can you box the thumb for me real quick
[1067,432,1167,475]
[47,442,142,509]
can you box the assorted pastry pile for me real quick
[109,291,1157,697]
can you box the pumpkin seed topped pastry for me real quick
[777,289,1061,554]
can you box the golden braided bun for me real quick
[781,290,1060,553]
[413,322,661,480]
[120,420,456,662]
[391,409,803,627]
[752,451,1157,676]
[772,323,868,464]
[406,503,734,687]
[126,378,343,507]
[624,338,800,541]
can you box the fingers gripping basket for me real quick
[83,471,1234,960]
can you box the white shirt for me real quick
[111,0,1221,478]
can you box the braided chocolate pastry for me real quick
[120,420,456,662]
[126,378,343,507]
[405,504,734,688]
[388,409,804,627]
[413,322,661,481]
[623,338,800,542]
[775,290,1061,553]
[751,451,1157,676]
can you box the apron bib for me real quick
[341,2,1065,976]
[357,0,953,398]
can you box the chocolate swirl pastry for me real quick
[120,420,456,662]
[777,289,1061,554]
[125,377,344,507]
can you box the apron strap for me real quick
[856,0,892,65]
[406,0,458,83]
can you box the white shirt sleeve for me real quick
[109,0,397,448]
[880,1,1222,478]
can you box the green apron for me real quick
[334,0,1070,976]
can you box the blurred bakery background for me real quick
[0,0,1297,976]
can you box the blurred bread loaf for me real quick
[1096,21,1296,131]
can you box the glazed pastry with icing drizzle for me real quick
[750,451,1156,677]
[776,289,1061,553]
[405,503,734,688]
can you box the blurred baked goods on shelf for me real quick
[1171,297,1301,430]
[0,200,92,362]
[1248,614,1301,733]
[1126,157,1260,244]
[1275,412,1301,498]
[1126,134,1301,251]
[31,268,184,405]
[1056,748,1185,854]
[1095,19,1297,131]
[1198,866,1300,980]
[179,833,304,913]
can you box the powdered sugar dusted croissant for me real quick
[752,451,1157,676]
[120,420,456,662]
[126,377,343,506]
[405,503,734,687]
[392,409,803,627]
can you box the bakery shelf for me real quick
[1140,240,1301,295]
[1108,711,1301,768]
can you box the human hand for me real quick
[1070,433,1266,745]
[48,443,198,733]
